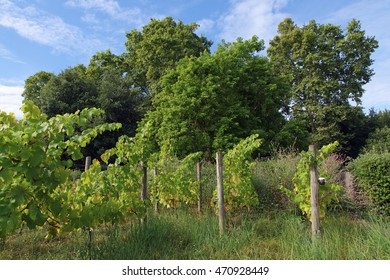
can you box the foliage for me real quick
[337,106,372,157]
[252,151,300,210]
[40,65,99,117]
[86,49,124,81]
[89,69,144,156]
[274,118,310,151]
[0,101,121,239]
[349,151,390,215]
[213,134,261,213]
[23,61,144,159]
[151,152,203,209]
[22,71,55,108]
[280,142,344,220]
[143,36,288,159]
[123,16,212,101]
[363,126,390,153]
[268,18,378,147]
[368,109,390,129]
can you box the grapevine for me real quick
[280,141,344,221]
[0,101,121,239]
[151,152,202,209]
[213,134,261,213]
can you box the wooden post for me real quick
[154,166,159,213]
[216,152,226,235]
[140,165,148,224]
[85,156,92,259]
[141,165,147,201]
[197,161,202,214]
[85,156,92,171]
[309,145,320,239]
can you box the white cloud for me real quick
[65,0,143,25]
[0,0,103,54]
[196,19,216,35]
[0,43,25,63]
[0,83,24,119]
[218,0,289,43]
[65,0,121,14]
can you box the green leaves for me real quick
[216,134,262,213]
[349,151,390,215]
[268,18,378,148]
[143,36,286,159]
[0,101,121,238]
[124,17,212,100]
[152,152,203,208]
[280,141,344,220]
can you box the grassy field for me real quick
[1,209,389,260]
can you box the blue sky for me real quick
[1,0,389,119]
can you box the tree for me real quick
[268,18,378,149]
[22,71,55,108]
[40,65,98,117]
[86,49,124,81]
[123,17,212,104]
[141,36,289,159]
[90,69,144,155]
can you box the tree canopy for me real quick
[268,18,378,148]
[139,36,289,159]
[123,16,212,103]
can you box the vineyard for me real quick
[1,102,389,260]
[0,102,264,240]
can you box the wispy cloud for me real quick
[0,0,103,54]
[65,0,144,26]
[0,83,24,119]
[0,43,25,64]
[196,18,216,36]
[217,0,289,43]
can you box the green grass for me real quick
[1,210,388,260]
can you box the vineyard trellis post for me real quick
[216,151,226,235]
[85,156,91,171]
[154,166,159,213]
[84,156,93,259]
[197,161,202,214]
[141,165,147,201]
[309,145,320,239]
[141,165,148,223]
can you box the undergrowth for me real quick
[1,210,388,260]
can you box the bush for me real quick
[349,152,390,216]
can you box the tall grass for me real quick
[1,210,388,260]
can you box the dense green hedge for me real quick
[349,152,390,215]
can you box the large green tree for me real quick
[268,18,378,150]
[22,71,55,108]
[123,17,212,104]
[39,65,98,117]
[140,36,289,159]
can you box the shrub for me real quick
[349,152,390,216]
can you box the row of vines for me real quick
[0,102,265,240]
